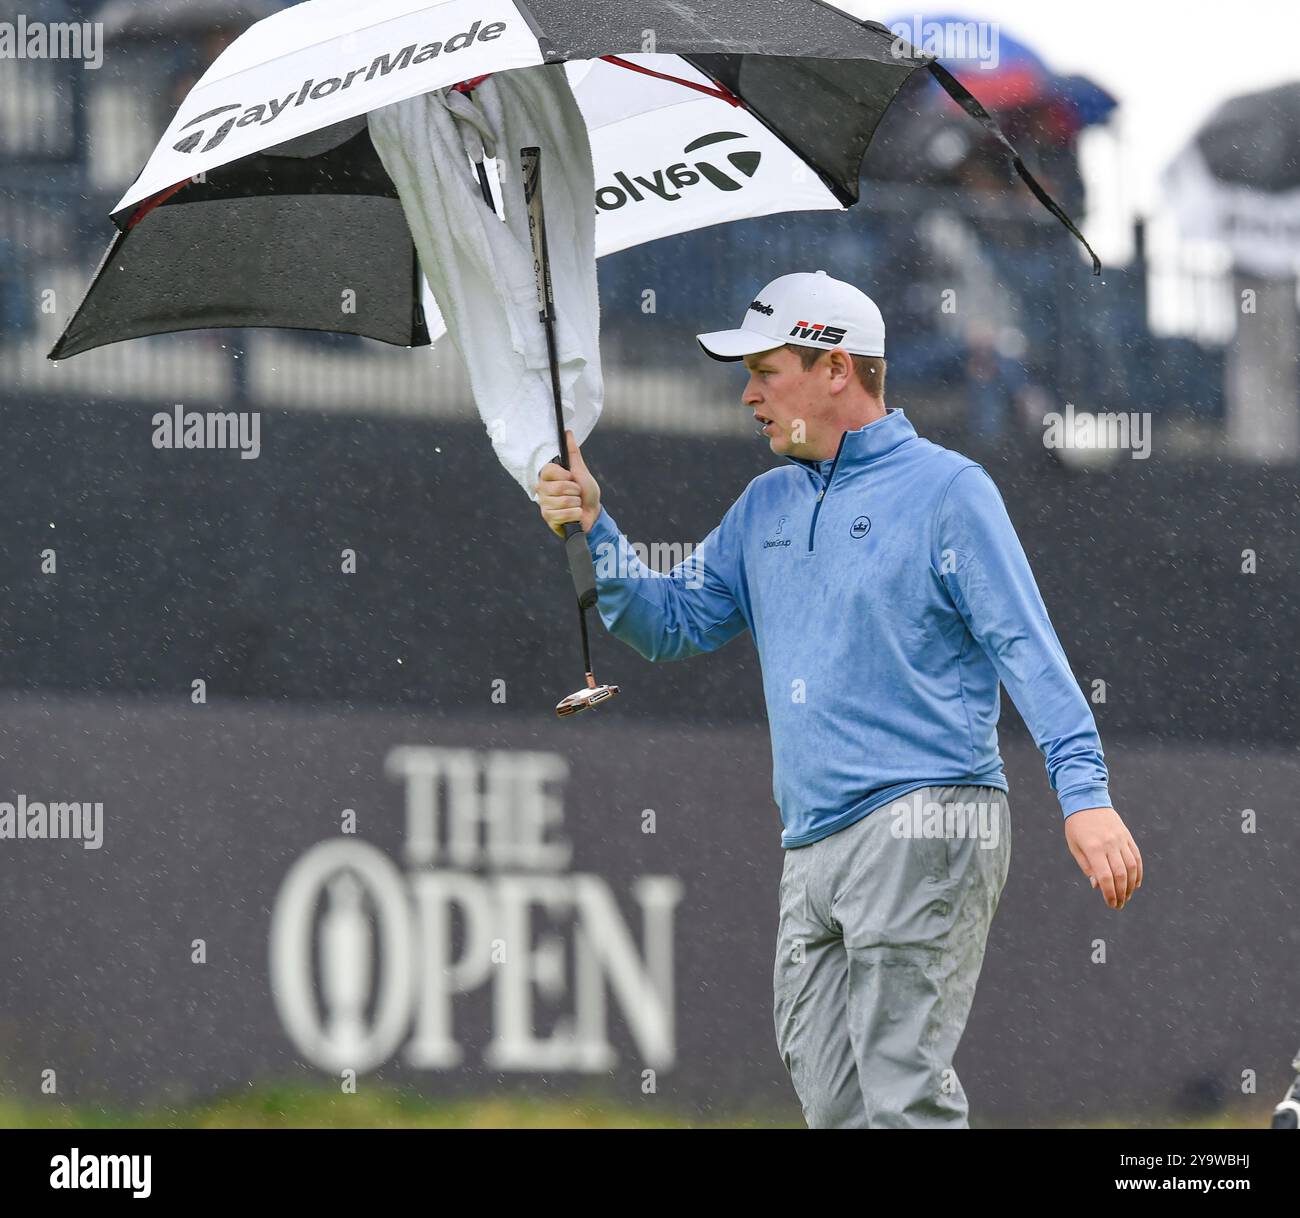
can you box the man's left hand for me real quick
[1064,807,1143,910]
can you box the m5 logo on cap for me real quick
[790,320,847,345]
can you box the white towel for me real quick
[367,63,603,500]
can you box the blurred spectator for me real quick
[0,237,31,338]
[964,320,1030,440]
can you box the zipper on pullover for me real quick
[807,430,848,553]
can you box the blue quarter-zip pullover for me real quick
[585,408,1110,847]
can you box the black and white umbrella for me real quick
[1164,81,1300,278]
[51,0,1098,361]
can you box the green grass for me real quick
[0,1085,804,1129]
[1043,1101,1280,1131]
[0,1086,1277,1129]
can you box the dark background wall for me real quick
[0,395,1293,746]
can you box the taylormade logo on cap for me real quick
[697,270,886,362]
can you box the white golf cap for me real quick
[697,270,886,362]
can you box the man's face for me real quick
[741,345,827,459]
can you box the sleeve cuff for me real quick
[1059,785,1113,817]
[586,505,620,550]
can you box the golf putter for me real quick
[555,610,620,719]
[521,145,620,718]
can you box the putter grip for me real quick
[563,523,598,609]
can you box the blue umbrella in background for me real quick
[863,13,1115,204]
[883,13,1116,133]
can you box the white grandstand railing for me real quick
[1142,217,1300,347]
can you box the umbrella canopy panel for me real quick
[681,51,913,207]
[52,120,429,359]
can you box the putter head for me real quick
[556,675,620,718]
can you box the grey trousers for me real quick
[773,785,1011,1128]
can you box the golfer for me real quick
[535,270,1143,1129]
